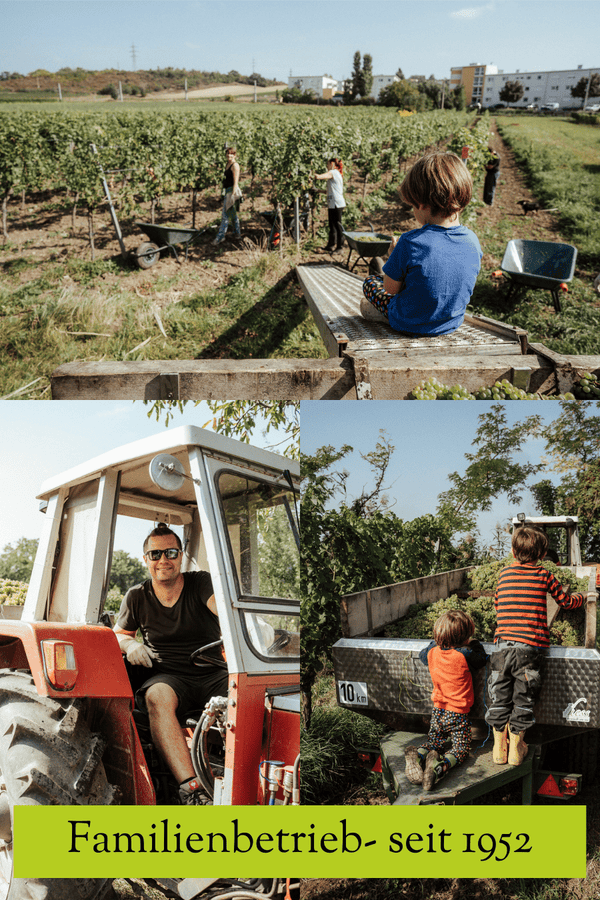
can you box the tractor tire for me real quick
[135,242,160,269]
[0,670,117,900]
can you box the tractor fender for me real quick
[0,619,132,699]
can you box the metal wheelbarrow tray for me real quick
[501,239,577,313]
[343,230,393,272]
[134,222,206,268]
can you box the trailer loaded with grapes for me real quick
[332,514,599,804]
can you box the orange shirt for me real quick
[419,640,487,714]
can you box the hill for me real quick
[0,67,283,100]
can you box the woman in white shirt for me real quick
[314,158,345,253]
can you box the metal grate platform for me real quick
[296,264,528,359]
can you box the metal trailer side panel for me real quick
[333,638,600,730]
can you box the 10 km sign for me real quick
[338,680,369,705]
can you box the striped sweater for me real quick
[494,563,585,648]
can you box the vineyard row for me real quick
[0,107,476,233]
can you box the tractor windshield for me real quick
[217,471,300,601]
[217,471,300,662]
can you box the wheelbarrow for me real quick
[500,239,577,313]
[342,228,393,272]
[133,222,207,269]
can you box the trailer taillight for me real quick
[537,773,581,798]
[41,640,78,690]
[558,777,580,796]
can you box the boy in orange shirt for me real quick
[405,610,487,790]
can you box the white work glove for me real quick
[125,641,158,668]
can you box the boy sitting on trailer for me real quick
[485,526,585,767]
[361,151,482,335]
[405,610,486,791]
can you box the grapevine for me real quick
[388,557,589,646]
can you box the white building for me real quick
[483,66,597,109]
[369,75,399,100]
[287,75,338,99]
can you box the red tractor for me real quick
[0,426,300,900]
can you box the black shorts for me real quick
[135,668,229,721]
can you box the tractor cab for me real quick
[512,514,582,568]
[0,426,299,830]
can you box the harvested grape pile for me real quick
[387,558,590,647]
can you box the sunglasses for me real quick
[145,548,182,561]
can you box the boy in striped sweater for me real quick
[485,526,585,766]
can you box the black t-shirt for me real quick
[116,571,222,677]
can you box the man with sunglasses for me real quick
[113,523,228,805]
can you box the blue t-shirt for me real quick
[382,223,482,335]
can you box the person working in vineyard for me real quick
[313,158,346,253]
[405,610,487,791]
[485,526,585,767]
[361,151,482,335]
[213,145,242,245]
[113,523,228,805]
[483,148,500,206]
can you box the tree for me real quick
[361,53,373,99]
[570,73,600,102]
[451,84,467,110]
[378,80,427,111]
[531,400,600,558]
[350,51,374,100]
[396,67,405,80]
[0,537,39,582]
[145,401,300,460]
[109,550,148,594]
[539,399,600,473]
[499,80,524,104]
[300,435,457,728]
[350,51,362,99]
[436,404,544,535]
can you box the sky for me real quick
[0,401,296,562]
[2,0,598,85]
[299,400,583,553]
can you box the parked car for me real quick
[584,103,600,112]
[541,102,560,110]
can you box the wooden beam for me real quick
[51,358,356,400]
[50,352,600,401]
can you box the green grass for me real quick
[495,115,600,267]
[0,248,327,398]
[466,117,600,355]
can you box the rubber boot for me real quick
[423,750,440,791]
[508,730,528,766]
[404,745,424,784]
[492,725,509,764]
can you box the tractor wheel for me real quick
[0,670,117,900]
[135,241,160,269]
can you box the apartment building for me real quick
[450,63,498,105]
[483,66,597,108]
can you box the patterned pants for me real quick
[420,707,471,764]
[362,275,393,319]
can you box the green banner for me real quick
[13,805,585,879]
